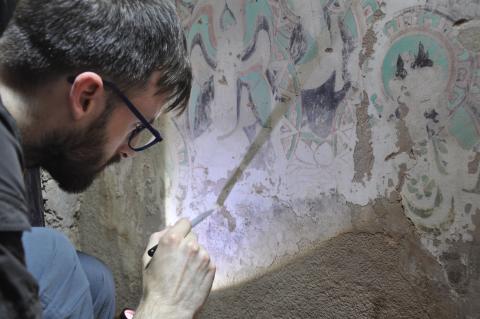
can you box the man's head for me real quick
[0,0,191,193]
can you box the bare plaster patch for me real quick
[468,152,480,174]
[385,101,415,161]
[353,91,374,184]
[358,10,384,68]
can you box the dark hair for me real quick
[0,0,191,113]
[0,0,16,36]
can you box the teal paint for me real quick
[361,0,381,24]
[384,20,399,37]
[241,72,272,127]
[179,0,197,6]
[286,135,298,160]
[432,137,449,175]
[296,33,319,65]
[418,11,441,29]
[449,106,480,150]
[448,86,467,110]
[221,3,236,30]
[361,0,380,11]
[344,9,358,39]
[319,0,329,7]
[458,49,470,62]
[295,99,303,128]
[275,27,292,59]
[405,187,443,219]
[371,94,384,114]
[244,0,273,45]
[287,64,301,93]
[382,35,449,98]
[188,15,217,59]
[472,83,480,95]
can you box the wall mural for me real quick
[162,0,480,288]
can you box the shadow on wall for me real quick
[198,199,460,319]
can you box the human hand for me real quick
[134,219,215,319]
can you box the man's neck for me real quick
[0,82,35,131]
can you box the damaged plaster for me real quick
[353,91,374,183]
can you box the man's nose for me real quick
[118,143,137,159]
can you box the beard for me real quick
[24,106,121,193]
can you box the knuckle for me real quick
[178,218,191,227]
[169,234,180,244]
[199,251,210,263]
[160,236,169,245]
[162,233,180,245]
[149,232,160,242]
[187,243,200,255]
[188,236,198,245]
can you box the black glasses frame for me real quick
[67,76,163,152]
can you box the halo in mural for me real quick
[382,33,450,100]
[366,6,480,237]
[378,7,479,150]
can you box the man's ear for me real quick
[68,72,105,121]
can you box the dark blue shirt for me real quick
[0,95,30,231]
[0,95,41,318]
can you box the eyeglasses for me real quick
[68,76,163,152]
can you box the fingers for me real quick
[197,247,211,269]
[143,219,196,267]
[204,264,216,290]
[198,260,216,305]
[142,218,216,280]
[184,231,198,245]
[165,218,191,239]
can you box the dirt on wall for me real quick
[197,197,460,319]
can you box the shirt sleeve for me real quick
[0,118,31,231]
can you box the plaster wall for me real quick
[44,0,480,317]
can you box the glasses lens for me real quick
[129,127,157,149]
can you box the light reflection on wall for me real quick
[166,0,360,290]
[161,0,480,291]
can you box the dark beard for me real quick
[24,107,121,193]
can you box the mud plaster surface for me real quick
[439,209,480,317]
[199,198,458,319]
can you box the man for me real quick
[0,0,215,318]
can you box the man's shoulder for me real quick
[0,94,31,232]
[0,95,24,169]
